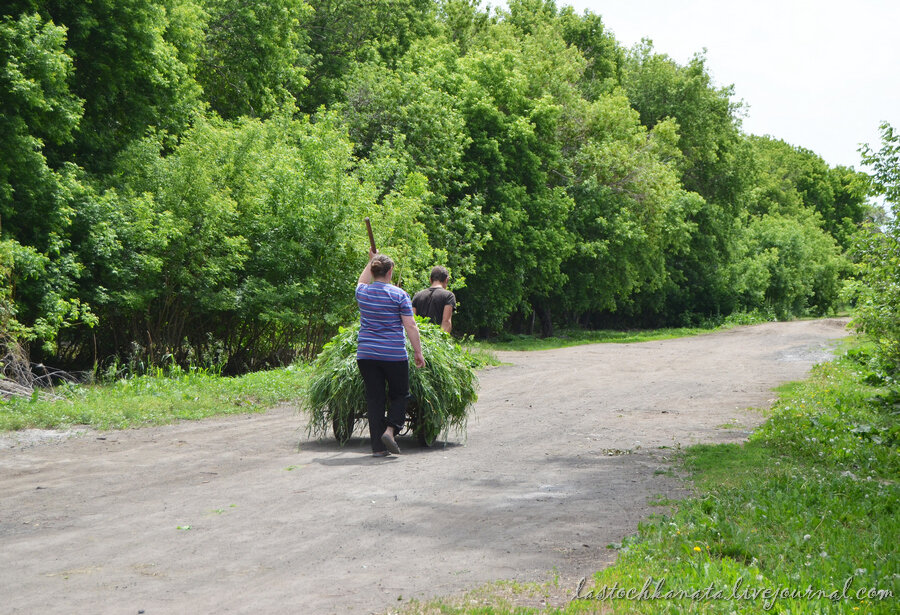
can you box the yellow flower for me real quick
[693,546,702,552]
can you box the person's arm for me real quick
[401,314,426,368]
[357,249,376,285]
[440,304,453,333]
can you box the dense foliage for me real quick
[0,0,881,376]
[846,123,900,382]
[302,318,478,444]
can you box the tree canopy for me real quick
[0,0,881,374]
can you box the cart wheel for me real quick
[416,424,439,448]
[332,414,355,444]
[416,430,436,448]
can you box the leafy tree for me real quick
[1,238,35,389]
[445,22,578,334]
[342,8,588,334]
[341,42,485,288]
[81,124,249,367]
[827,164,872,249]
[621,42,754,320]
[559,92,697,320]
[862,123,900,205]
[4,0,205,171]
[196,0,312,119]
[504,0,558,35]
[342,42,468,200]
[728,213,846,319]
[557,3,624,99]
[0,12,93,356]
[748,136,869,249]
[623,42,748,208]
[436,0,495,56]
[0,12,81,249]
[847,123,900,377]
[298,0,437,111]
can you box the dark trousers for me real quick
[357,359,410,452]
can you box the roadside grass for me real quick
[393,579,573,614]
[473,312,775,352]
[0,336,495,433]
[0,312,781,431]
[563,352,898,614]
[0,313,827,432]
[0,364,309,431]
[460,341,502,368]
[474,327,706,352]
[392,342,898,614]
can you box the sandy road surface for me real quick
[0,319,849,614]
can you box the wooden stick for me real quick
[364,217,377,253]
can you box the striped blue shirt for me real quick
[355,282,413,361]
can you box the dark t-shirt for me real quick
[411,287,457,327]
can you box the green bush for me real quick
[846,122,900,381]
[728,213,847,319]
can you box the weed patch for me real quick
[0,365,308,431]
[566,352,898,614]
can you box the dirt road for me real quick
[0,319,850,614]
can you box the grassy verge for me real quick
[0,365,309,431]
[393,344,898,614]
[474,327,708,352]
[0,313,786,431]
[462,342,502,367]
[474,313,775,352]
[0,336,495,433]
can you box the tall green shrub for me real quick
[847,123,900,378]
[69,112,434,372]
[729,213,847,319]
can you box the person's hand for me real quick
[368,248,377,261]
[413,351,425,368]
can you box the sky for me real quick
[488,0,900,170]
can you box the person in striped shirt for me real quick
[356,249,425,456]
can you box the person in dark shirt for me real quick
[411,266,457,333]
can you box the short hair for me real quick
[429,266,449,283]
[370,254,394,278]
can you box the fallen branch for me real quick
[0,376,33,400]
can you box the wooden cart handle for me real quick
[364,217,377,253]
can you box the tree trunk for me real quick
[536,303,554,338]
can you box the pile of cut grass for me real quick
[303,317,479,444]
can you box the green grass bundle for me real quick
[303,317,479,445]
